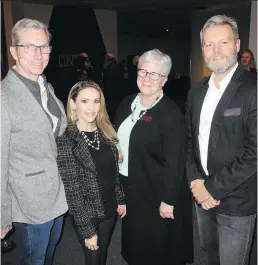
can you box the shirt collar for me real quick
[38,75,47,96]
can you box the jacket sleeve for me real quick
[115,172,125,205]
[57,137,97,239]
[205,90,257,200]
[114,147,125,205]
[185,87,202,184]
[160,109,187,206]
[1,99,13,228]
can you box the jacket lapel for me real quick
[45,79,67,136]
[193,77,210,140]
[207,65,243,174]
[210,65,243,126]
[66,126,118,176]
[6,70,54,133]
[66,126,97,175]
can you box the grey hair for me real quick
[138,49,172,76]
[12,18,51,46]
[200,15,239,46]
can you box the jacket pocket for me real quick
[25,170,46,177]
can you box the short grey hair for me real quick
[138,49,172,76]
[12,18,51,46]
[200,15,239,46]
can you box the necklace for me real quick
[81,130,100,150]
[131,91,163,122]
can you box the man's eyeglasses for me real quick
[14,44,52,54]
[137,69,165,81]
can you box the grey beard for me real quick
[205,54,238,73]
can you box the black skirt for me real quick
[120,174,194,265]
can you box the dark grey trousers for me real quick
[195,204,256,265]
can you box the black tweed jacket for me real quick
[57,125,125,239]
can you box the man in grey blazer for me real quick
[1,18,68,265]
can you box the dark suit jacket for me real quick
[56,125,125,239]
[186,65,257,216]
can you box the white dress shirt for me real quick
[198,63,238,175]
[38,76,58,132]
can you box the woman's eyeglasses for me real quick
[137,69,165,81]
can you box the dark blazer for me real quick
[186,65,257,216]
[56,125,125,239]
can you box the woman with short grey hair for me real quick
[115,48,193,265]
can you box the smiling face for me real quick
[137,60,167,98]
[202,24,240,73]
[10,28,50,81]
[70,87,101,127]
[240,52,252,67]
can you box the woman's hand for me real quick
[85,234,99,250]
[117,204,126,218]
[159,202,174,219]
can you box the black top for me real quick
[83,131,117,220]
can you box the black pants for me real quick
[72,215,117,265]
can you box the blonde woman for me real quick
[57,80,126,265]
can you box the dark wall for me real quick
[45,6,106,105]
[1,1,8,80]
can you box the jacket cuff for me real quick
[204,178,221,200]
[77,221,97,240]
[162,194,178,206]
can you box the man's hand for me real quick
[191,179,211,203]
[190,180,196,189]
[85,234,99,250]
[117,204,126,218]
[0,224,12,239]
[201,196,220,210]
[159,202,174,219]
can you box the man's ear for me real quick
[10,46,18,61]
[236,39,241,53]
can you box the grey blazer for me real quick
[1,69,68,227]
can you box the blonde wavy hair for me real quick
[67,80,122,160]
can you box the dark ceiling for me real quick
[23,0,251,38]
[23,0,251,11]
[117,10,190,39]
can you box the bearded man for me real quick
[186,14,257,265]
